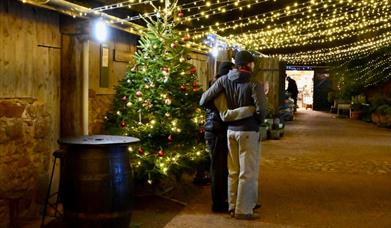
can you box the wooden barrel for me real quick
[58,135,139,228]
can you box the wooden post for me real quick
[83,39,89,135]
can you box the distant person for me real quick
[200,51,266,220]
[203,61,255,212]
[286,76,298,109]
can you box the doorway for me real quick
[286,67,314,110]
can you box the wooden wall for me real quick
[60,16,139,136]
[253,57,285,115]
[189,52,209,91]
[61,31,84,136]
[0,1,61,223]
[0,0,61,153]
[88,29,139,134]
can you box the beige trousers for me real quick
[227,130,261,215]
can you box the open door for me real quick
[313,68,332,111]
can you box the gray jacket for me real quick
[200,69,266,132]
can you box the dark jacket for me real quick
[287,78,298,97]
[204,102,227,135]
[203,62,233,135]
[200,69,266,132]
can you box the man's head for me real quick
[235,51,255,71]
[286,76,291,81]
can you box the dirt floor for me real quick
[24,110,391,228]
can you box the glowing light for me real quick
[94,19,108,42]
[211,46,219,57]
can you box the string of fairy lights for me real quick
[224,4,391,50]
[22,0,391,64]
[207,3,389,37]
[90,0,159,12]
[174,0,391,65]
[181,0,270,21]
[189,1,390,40]
[187,0,369,32]
[331,50,391,88]
[349,52,391,87]
[275,30,391,64]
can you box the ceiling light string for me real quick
[187,0,353,33]
[182,0,268,18]
[183,1,265,24]
[186,0,314,30]
[277,33,391,63]
[233,14,391,50]
[287,41,390,65]
[355,58,391,84]
[91,0,159,12]
[350,52,391,78]
[188,0,388,34]
[224,4,391,49]
[182,0,258,11]
[277,33,391,64]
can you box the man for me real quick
[286,76,298,110]
[200,51,266,220]
[203,62,255,213]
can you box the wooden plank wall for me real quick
[88,29,139,134]
[189,52,209,91]
[60,17,139,136]
[61,33,84,136]
[0,0,61,151]
[253,57,283,115]
[89,29,138,95]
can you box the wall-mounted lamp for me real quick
[94,19,108,42]
[211,46,219,58]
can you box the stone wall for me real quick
[0,98,51,227]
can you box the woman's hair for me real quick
[211,61,234,84]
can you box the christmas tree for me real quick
[105,3,206,184]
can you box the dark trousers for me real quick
[205,131,228,210]
[292,96,298,112]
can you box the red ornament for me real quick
[170,42,177,48]
[199,127,205,134]
[138,147,145,156]
[136,91,143,97]
[190,66,197,74]
[158,149,165,157]
[121,96,128,102]
[178,11,184,17]
[180,85,187,92]
[181,34,191,42]
[120,120,127,128]
[192,81,200,92]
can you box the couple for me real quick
[200,51,266,220]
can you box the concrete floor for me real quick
[25,110,391,228]
[162,110,391,228]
